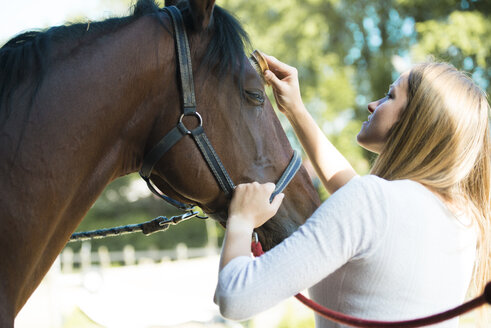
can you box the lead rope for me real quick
[251,234,491,328]
[69,211,204,242]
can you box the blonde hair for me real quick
[371,62,490,303]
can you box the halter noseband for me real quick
[139,6,301,211]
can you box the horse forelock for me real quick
[174,0,251,97]
[200,6,251,86]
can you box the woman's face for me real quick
[357,73,409,154]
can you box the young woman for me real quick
[214,56,490,327]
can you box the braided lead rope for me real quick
[69,211,204,242]
[251,234,491,328]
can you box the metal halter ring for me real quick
[179,112,203,134]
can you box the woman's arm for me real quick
[264,54,357,194]
[215,177,389,321]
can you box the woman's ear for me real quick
[189,0,216,30]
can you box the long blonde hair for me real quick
[371,62,490,299]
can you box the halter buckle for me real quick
[252,231,259,244]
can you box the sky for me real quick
[0,0,129,44]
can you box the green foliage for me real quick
[412,11,491,91]
[220,0,490,165]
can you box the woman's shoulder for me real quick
[344,176,474,228]
[318,174,393,217]
[338,174,391,195]
[343,175,425,196]
[329,175,428,215]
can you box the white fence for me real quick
[60,243,220,273]
[16,254,231,328]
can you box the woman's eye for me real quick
[385,92,393,99]
[245,89,265,106]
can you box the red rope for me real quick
[251,240,491,328]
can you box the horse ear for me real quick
[188,0,216,30]
[165,0,178,6]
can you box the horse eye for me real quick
[245,89,265,106]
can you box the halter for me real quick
[139,6,302,211]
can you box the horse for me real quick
[0,0,320,325]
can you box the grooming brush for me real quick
[249,49,270,85]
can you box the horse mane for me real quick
[0,0,250,124]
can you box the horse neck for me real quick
[0,15,178,315]
[43,16,177,187]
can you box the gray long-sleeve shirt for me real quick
[214,175,476,327]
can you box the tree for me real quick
[220,0,490,178]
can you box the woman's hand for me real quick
[219,182,284,270]
[263,54,303,116]
[263,54,358,195]
[228,182,284,230]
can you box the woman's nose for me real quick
[367,100,377,113]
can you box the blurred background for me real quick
[1,0,490,327]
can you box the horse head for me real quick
[145,0,321,250]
